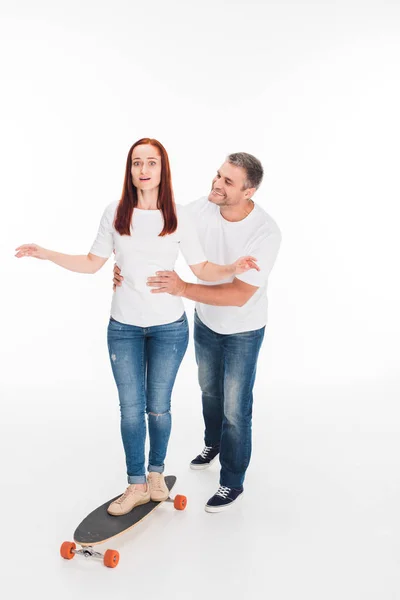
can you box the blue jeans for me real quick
[194,310,265,489]
[107,313,189,484]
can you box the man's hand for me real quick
[113,263,124,292]
[147,271,187,296]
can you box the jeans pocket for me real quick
[108,316,125,331]
[109,316,121,326]
[174,313,187,325]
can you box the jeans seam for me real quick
[141,335,146,398]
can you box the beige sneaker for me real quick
[107,484,151,516]
[147,472,169,501]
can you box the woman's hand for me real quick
[15,244,49,260]
[231,256,260,275]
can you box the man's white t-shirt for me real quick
[90,202,207,327]
[187,196,281,335]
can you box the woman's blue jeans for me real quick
[107,313,189,484]
[194,310,265,489]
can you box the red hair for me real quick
[114,138,177,236]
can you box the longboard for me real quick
[60,476,186,568]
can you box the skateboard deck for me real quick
[60,475,186,568]
[74,475,177,546]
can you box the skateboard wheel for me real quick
[174,494,187,511]
[60,541,76,560]
[104,549,120,568]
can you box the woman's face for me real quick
[131,144,162,191]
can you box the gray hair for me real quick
[227,152,264,190]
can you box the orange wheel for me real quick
[60,541,76,560]
[104,549,120,568]
[174,494,187,511]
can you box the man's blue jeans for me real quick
[194,310,265,489]
[107,313,189,484]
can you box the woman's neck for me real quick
[136,188,159,210]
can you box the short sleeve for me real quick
[177,205,208,266]
[89,203,116,258]
[184,197,208,219]
[235,231,282,288]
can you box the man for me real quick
[113,152,281,512]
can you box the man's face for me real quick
[208,161,249,207]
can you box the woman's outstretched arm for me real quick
[189,256,260,281]
[15,244,108,274]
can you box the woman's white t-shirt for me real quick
[90,202,207,327]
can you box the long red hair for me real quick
[114,138,177,236]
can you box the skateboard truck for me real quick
[73,546,103,560]
[60,541,120,567]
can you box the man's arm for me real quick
[182,278,258,307]
[146,270,258,307]
[112,263,258,306]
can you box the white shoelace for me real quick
[215,486,231,499]
[200,446,213,459]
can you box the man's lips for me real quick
[212,189,224,197]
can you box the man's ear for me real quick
[244,187,256,199]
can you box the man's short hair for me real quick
[227,152,264,190]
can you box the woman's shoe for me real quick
[107,484,151,516]
[147,472,169,501]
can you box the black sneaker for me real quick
[205,485,244,513]
[190,445,220,470]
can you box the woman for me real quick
[15,138,259,516]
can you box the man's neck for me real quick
[219,199,255,223]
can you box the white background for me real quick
[1,0,400,598]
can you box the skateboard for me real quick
[60,475,186,568]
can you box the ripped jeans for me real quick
[107,313,189,484]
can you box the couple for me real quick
[15,138,281,514]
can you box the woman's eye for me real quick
[149,161,156,166]
[133,161,140,167]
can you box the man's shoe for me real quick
[147,472,169,502]
[205,486,244,513]
[107,484,150,516]
[190,445,220,470]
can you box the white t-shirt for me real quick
[90,202,207,327]
[186,196,281,335]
